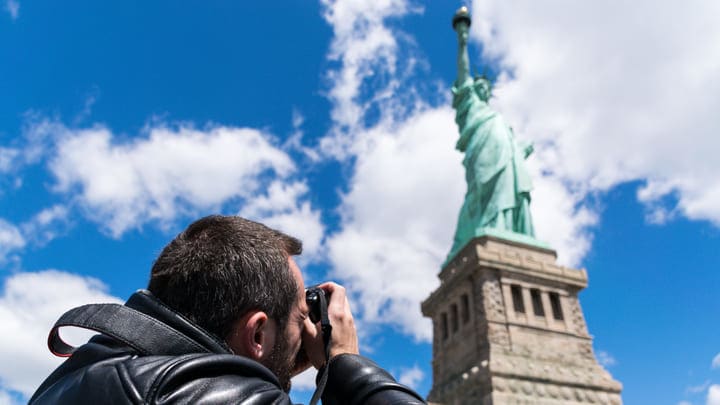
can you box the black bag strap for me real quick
[309,292,332,405]
[48,303,209,357]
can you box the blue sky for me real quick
[1,1,719,404]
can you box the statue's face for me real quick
[475,81,490,101]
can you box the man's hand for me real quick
[301,282,359,369]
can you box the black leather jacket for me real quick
[29,290,425,404]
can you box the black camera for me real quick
[305,286,328,324]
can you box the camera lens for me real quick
[305,287,325,324]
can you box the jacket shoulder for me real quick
[141,353,291,404]
[32,344,290,405]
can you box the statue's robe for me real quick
[448,78,534,260]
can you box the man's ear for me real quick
[226,310,276,361]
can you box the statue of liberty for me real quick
[447,7,536,262]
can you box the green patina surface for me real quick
[446,8,549,265]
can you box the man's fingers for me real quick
[316,281,345,300]
[313,281,359,357]
[316,281,350,307]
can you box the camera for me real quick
[305,286,328,324]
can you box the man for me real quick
[30,215,425,404]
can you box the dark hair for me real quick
[148,215,302,341]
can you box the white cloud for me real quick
[712,353,720,369]
[15,116,325,257]
[319,0,419,158]
[529,168,598,266]
[0,207,70,265]
[397,365,424,390]
[44,121,297,236]
[4,0,18,20]
[284,109,320,162]
[596,350,617,368]
[326,107,463,341]
[0,270,122,398]
[0,207,72,264]
[0,148,19,173]
[471,0,720,227]
[290,368,316,392]
[20,205,70,247]
[688,380,712,394]
[0,388,23,405]
[709,385,720,405]
[19,114,63,165]
[0,116,62,190]
[73,91,99,125]
[240,181,325,261]
[320,0,459,342]
[0,219,25,263]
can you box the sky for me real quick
[1,1,719,404]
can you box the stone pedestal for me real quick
[421,236,622,404]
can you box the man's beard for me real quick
[264,327,296,392]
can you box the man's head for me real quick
[148,215,306,391]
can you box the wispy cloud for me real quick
[0,219,25,263]
[20,205,71,247]
[0,206,74,266]
[5,0,18,20]
[240,181,325,262]
[596,350,617,368]
[283,109,320,162]
[687,380,711,394]
[397,365,424,390]
[0,148,19,173]
[319,0,420,159]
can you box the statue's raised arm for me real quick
[453,7,472,85]
[446,6,537,264]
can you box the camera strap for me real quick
[47,303,210,357]
[309,291,332,405]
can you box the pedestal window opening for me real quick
[530,288,545,317]
[511,284,525,314]
[549,292,564,320]
[441,313,449,341]
[461,294,470,324]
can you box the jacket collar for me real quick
[125,289,232,354]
